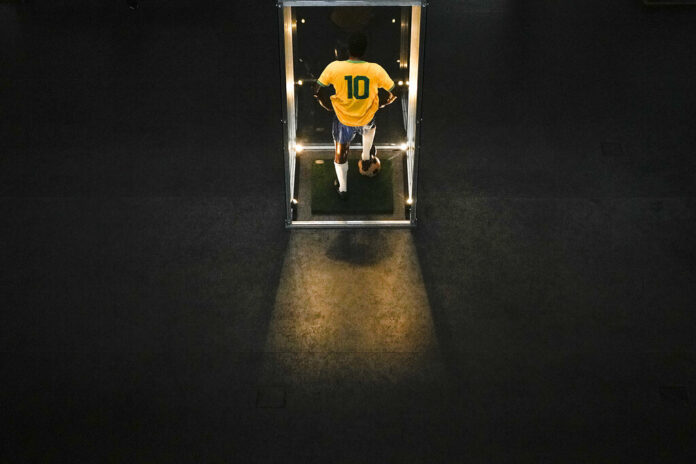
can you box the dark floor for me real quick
[2,0,696,462]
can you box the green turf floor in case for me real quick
[311,158,394,215]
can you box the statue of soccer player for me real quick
[314,32,398,200]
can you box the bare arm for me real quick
[314,84,334,112]
[380,90,397,108]
[378,85,399,108]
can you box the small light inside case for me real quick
[392,19,396,23]
[301,18,306,24]
[295,144,304,153]
[297,80,303,86]
[400,143,408,151]
[398,81,404,86]
[291,199,298,205]
[406,198,413,205]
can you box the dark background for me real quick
[1,0,695,462]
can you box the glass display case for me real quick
[278,0,427,228]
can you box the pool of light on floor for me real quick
[261,230,441,385]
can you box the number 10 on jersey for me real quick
[344,75,370,100]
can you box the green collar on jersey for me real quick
[346,60,366,63]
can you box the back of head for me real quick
[348,32,367,58]
[334,38,349,60]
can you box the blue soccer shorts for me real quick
[332,115,376,144]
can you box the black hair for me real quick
[348,32,367,58]
[334,38,349,60]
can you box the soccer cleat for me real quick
[334,179,348,201]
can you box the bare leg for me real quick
[334,142,350,164]
[334,142,350,192]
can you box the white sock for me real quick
[334,161,348,192]
[362,126,376,161]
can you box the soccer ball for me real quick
[358,156,381,177]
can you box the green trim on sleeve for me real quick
[317,80,329,87]
[387,84,395,92]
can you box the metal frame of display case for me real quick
[278,0,427,228]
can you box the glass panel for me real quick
[291,6,411,146]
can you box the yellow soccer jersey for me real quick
[317,60,395,127]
